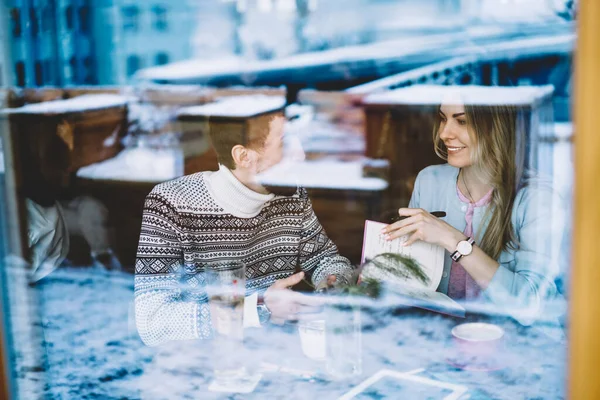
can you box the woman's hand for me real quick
[381,208,465,252]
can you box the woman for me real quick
[382,99,563,325]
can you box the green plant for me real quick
[316,252,428,299]
[365,253,430,286]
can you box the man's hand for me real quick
[264,272,324,324]
[315,275,338,292]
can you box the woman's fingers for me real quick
[382,214,421,235]
[398,208,425,217]
[403,231,422,247]
[385,223,419,241]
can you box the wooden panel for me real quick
[9,105,127,173]
[569,0,600,398]
[63,87,121,99]
[307,189,383,265]
[364,105,444,208]
[65,107,128,171]
[20,87,65,104]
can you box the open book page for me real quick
[361,220,445,291]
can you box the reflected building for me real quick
[97,0,196,85]
[2,0,196,86]
[4,0,95,86]
[1,0,573,87]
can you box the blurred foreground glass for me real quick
[325,304,362,379]
[204,262,247,387]
[298,319,326,361]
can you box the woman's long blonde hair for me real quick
[433,103,522,260]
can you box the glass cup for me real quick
[298,319,326,361]
[204,261,248,387]
[325,304,362,379]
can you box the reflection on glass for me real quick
[0,1,579,398]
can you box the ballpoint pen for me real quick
[390,211,446,222]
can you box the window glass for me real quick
[0,1,578,398]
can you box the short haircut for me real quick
[208,111,284,170]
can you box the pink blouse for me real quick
[447,185,493,300]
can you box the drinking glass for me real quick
[325,304,362,379]
[204,261,247,387]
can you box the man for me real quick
[134,106,354,347]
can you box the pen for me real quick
[390,211,446,222]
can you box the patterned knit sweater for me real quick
[135,165,354,347]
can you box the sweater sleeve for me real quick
[296,189,355,287]
[134,188,213,347]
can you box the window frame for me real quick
[569,0,600,397]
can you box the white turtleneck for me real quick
[205,164,275,219]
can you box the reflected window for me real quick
[152,5,168,31]
[42,7,53,32]
[122,6,140,32]
[10,8,21,37]
[15,61,25,87]
[34,61,43,86]
[84,57,95,84]
[154,52,169,66]
[65,6,74,31]
[79,6,90,34]
[69,56,77,82]
[30,8,39,37]
[127,55,141,77]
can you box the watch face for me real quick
[457,240,473,256]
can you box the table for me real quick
[139,302,566,399]
[10,268,566,399]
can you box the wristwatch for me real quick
[257,295,271,325]
[451,237,475,262]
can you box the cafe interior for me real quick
[0,1,598,399]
